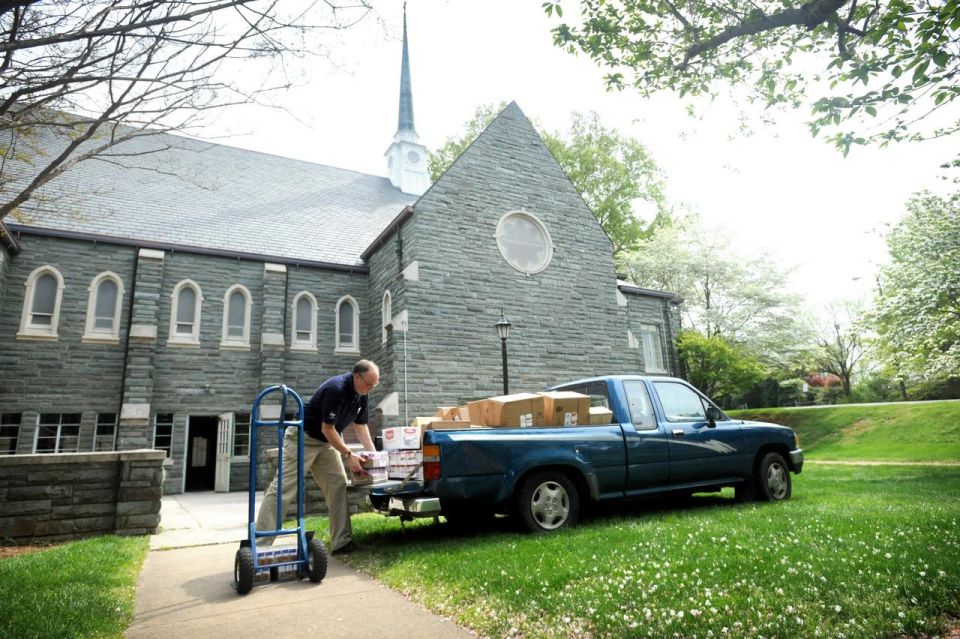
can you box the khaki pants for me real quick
[255,428,351,552]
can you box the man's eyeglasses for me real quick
[357,372,378,389]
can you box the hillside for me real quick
[728,401,960,462]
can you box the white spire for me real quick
[385,3,429,196]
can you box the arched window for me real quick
[83,271,124,343]
[335,295,359,354]
[220,284,252,349]
[168,279,203,346]
[381,290,392,344]
[18,266,65,340]
[290,291,317,352]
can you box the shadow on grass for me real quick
[352,491,746,554]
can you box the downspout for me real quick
[115,247,140,451]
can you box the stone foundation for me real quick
[0,449,165,543]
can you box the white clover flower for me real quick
[835,605,842,613]
[796,617,804,625]
[899,612,906,618]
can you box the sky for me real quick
[205,0,957,310]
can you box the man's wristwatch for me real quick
[341,452,353,460]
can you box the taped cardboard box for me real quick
[475,392,547,428]
[539,391,590,426]
[588,406,615,425]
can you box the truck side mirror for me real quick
[705,406,721,427]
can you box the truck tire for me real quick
[516,471,579,533]
[235,547,255,595]
[756,452,792,501]
[306,538,327,583]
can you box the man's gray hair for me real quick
[353,360,379,376]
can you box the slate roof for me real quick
[4,126,417,268]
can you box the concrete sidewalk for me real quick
[128,491,475,639]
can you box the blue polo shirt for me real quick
[303,372,368,441]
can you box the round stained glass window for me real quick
[495,210,553,275]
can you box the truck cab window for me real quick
[623,381,657,430]
[654,382,707,422]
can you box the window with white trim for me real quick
[335,295,359,354]
[83,271,124,343]
[153,413,174,457]
[0,413,21,455]
[290,291,317,352]
[17,265,65,340]
[233,412,251,457]
[381,290,392,344]
[220,284,252,349]
[34,413,81,454]
[94,412,117,451]
[168,280,202,346]
[640,325,666,373]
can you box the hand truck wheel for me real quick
[306,537,327,583]
[235,546,255,594]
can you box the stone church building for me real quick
[0,22,681,494]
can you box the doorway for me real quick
[185,416,218,492]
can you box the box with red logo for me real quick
[381,426,422,450]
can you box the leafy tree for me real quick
[0,1,374,221]
[429,104,671,257]
[621,213,811,364]
[543,0,960,154]
[871,191,960,383]
[677,330,766,404]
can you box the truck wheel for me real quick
[756,452,792,501]
[516,472,579,533]
[235,547,255,595]
[306,538,327,583]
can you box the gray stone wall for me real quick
[0,236,134,446]
[372,103,656,418]
[0,449,165,542]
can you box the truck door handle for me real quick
[672,429,684,437]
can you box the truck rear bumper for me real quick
[387,496,442,517]
[789,448,804,474]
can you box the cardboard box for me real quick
[360,451,389,469]
[425,420,467,431]
[539,391,590,426]
[388,449,423,465]
[388,464,423,481]
[411,416,438,429]
[434,406,458,420]
[477,392,547,428]
[588,406,614,425]
[455,406,471,421]
[382,426,422,450]
[466,399,488,425]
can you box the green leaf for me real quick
[866,105,878,117]
[933,50,948,67]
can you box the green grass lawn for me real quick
[729,401,960,462]
[309,464,960,639]
[0,534,149,639]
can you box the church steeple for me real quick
[386,2,429,196]
[397,8,415,134]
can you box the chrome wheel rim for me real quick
[530,481,569,530]
[767,462,789,499]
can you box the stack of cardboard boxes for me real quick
[363,390,614,484]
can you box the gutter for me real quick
[5,223,368,274]
[617,280,683,303]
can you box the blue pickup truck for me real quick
[369,375,804,532]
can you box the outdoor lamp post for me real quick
[495,309,512,395]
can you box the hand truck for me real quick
[234,384,327,594]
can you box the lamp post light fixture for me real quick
[494,309,512,395]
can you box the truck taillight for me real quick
[422,444,441,480]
